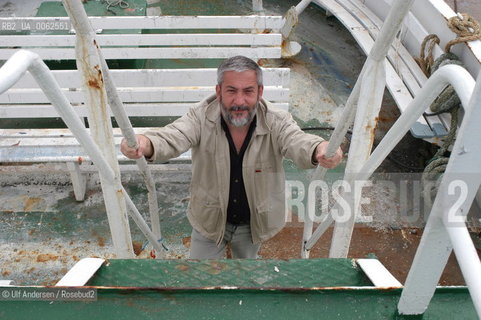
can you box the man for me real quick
[121,56,343,259]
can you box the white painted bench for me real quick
[0,15,290,201]
[0,15,284,61]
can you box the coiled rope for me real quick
[414,12,481,208]
[421,52,464,207]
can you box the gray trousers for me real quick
[189,222,261,259]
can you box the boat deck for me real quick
[0,0,480,303]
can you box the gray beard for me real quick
[220,101,257,127]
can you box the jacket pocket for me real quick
[189,188,223,235]
[256,190,286,234]
[252,162,284,208]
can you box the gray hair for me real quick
[217,56,263,86]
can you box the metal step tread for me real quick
[87,258,372,288]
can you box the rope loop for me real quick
[414,34,440,76]
[445,13,481,52]
[104,0,130,10]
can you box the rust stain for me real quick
[77,156,83,164]
[366,117,380,147]
[24,197,42,211]
[88,79,101,89]
[11,141,20,147]
[86,64,104,90]
[36,253,58,263]
[209,261,227,275]
[182,236,191,248]
[2,270,11,277]
[176,264,190,272]
[97,236,106,247]
[94,64,102,76]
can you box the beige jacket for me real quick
[146,94,323,244]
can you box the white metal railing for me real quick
[63,0,164,257]
[297,0,416,259]
[0,49,165,257]
[289,0,481,316]
[393,65,481,317]
[0,50,163,258]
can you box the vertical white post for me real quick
[62,0,134,258]
[329,58,386,257]
[328,0,415,258]
[66,161,87,201]
[98,52,164,252]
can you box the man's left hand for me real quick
[314,141,343,169]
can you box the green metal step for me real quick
[87,258,372,288]
[0,259,476,319]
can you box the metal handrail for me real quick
[392,65,481,317]
[0,50,165,256]
[62,0,164,255]
[299,0,416,258]
[289,0,481,316]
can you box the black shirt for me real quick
[221,116,257,225]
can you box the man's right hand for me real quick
[120,134,153,159]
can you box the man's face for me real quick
[216,70,264,127]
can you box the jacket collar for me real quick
[204,94,271,136]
